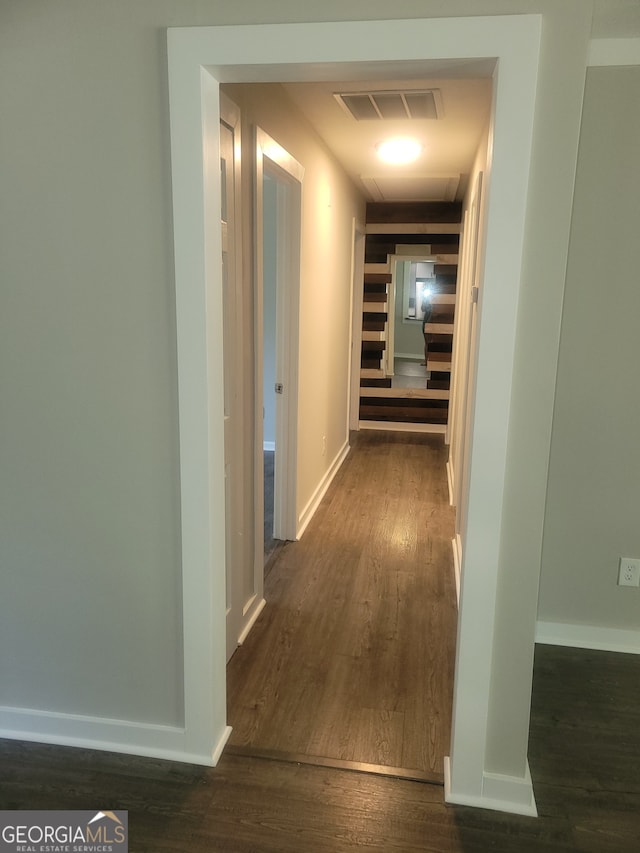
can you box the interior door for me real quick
[254,129,304,548]
[220,98,244,662]
[221,96,267,662]
[453,173,484,543]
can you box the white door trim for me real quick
[166,15,542,809]
[348,220,366,433]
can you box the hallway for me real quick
[226,430,457,782]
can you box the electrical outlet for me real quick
[618,557,640,587]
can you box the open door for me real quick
[221,95,265,661]
[254,129,304,573]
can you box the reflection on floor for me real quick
[391,357,430,389]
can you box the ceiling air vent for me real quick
[335,89,443,121]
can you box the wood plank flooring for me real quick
[3,429,639,850]
[227,430,457,780]
[2,645,640,851]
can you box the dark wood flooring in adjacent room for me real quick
[227,429,457,781]
[2,646,640,851]
[3,434,640,850]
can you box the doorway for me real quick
[167,15,541,812]
[262,174,278,564]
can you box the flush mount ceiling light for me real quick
[376,137,423,165]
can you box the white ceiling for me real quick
[281,77,493,202]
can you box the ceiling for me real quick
[281,77,493,203]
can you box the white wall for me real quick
[538,65,640,651]
[0,1,185,729]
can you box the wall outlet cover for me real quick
[618,557,640,587]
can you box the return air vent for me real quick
[335,89,443,121]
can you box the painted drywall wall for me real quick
[222,82,365,521]
[0,2,185,727]
[484,5,592,777]
[538,65,640,641]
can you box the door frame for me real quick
[449,173,485,569]
[167,14,542,808]
[254,128,304,557]
[348,220,366,432]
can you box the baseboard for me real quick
[263,440,275,452]
[0,705,226,766]
[238,596,266,646]
[297,441,350,539]
[451,536,461,607]
[446,459,455,506]
[444,756,538,817]
[212,725,233,765]
[394,351,423,361]
[535,620,640,654]
[359,420,446,435]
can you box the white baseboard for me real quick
[212,725,232,765]
[0,705,228,766]
[394,351,423,361]
[263,440,275,452]
[238,596,266,646]
[535,620,640,654]
[359,420,446,435]
[297,441,350,539]
[444,756,538,817]
[451,535,461,607]
[446,459,455,506]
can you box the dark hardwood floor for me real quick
[2,431,639,850]
[2,645,640,851]
[229,430,457,780]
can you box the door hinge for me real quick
[275,382,284,394]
